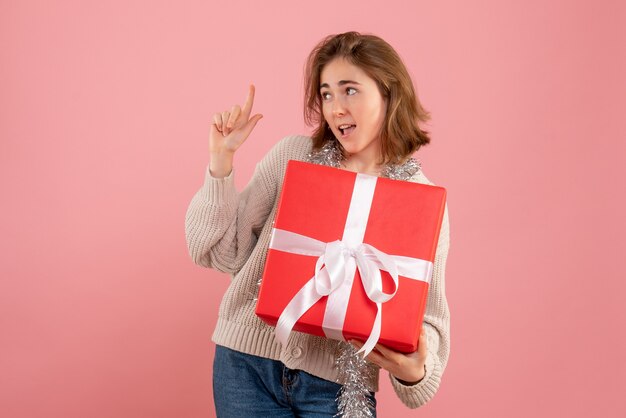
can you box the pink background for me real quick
[1,0,624,417]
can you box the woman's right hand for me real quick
[209,84,263,177]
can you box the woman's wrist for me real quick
[395,364,426,386]
[209,152,234,178]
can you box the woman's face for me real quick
[320,58,387,162]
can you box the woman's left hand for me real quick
[350,327,428,384]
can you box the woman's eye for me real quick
[321,92,331,100]
[346,87,357,95]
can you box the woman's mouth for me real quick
[338,124,356,137]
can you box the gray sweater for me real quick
[185,134,451,408]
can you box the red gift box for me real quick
[255,160,446,354]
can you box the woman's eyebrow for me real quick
[319,80,362,89]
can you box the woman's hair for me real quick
[304,31,431,164]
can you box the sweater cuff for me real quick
[389,350,440,409]
[201,165,237,203]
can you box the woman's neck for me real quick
[340,155,384,176]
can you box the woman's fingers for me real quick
[349,332,429,383]
[372,343,402,364]
[350,340,386,367]
[209,86,261,154]
[350,340,400,361]
[210,121,222,138]
[418,327,428,356]
[212,113,223,133]
[221,111,231,135]
[241,84,256,120]
[227,105,241,131]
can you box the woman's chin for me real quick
[337,141,361,156]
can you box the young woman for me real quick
[186,31,450,417]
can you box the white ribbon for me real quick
[270,174,433,356]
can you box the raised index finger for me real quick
[241,84,256,120]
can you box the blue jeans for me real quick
[213,345,376,417]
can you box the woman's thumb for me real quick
[241,114,263,136]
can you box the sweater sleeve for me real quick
[389,199,451,408]
[184,138,288,275]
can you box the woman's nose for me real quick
[332,98,347,116]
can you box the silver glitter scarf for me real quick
[305,139,422,181]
